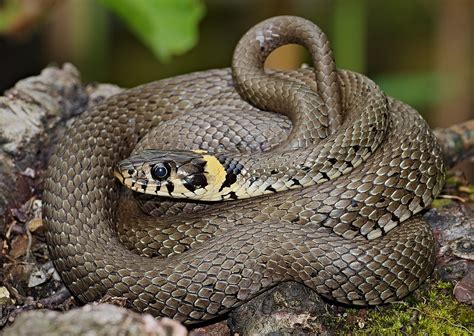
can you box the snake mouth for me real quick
[114,170,153,193]
[114,158,143,187]
[113,166,142,189]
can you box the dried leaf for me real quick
[9,234,29,259]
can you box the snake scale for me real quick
[43,16,446,324]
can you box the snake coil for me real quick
[44,16,445,324]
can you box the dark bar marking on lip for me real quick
[183,179,196,193]
[291,178,301,186]
[265,185,277,193]
[166,182,175,195]
[227,191,238,200]
[219,172,237,192]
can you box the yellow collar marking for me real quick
[202,154,227,197]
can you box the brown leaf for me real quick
[9,234,29,259]
[27,218,43,232]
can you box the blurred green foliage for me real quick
[97,0,205,62]
[332,0,367,73]
[330,0,448,110]
[376,71,455,108]
[0,0,469,120]
[0,0,19,31]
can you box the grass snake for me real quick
[43,16,446,324]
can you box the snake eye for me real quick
[151,162,171,180]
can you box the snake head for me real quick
[114,149,229,201]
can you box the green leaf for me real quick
[98,0,205,62]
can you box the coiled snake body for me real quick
[44,16,445,324]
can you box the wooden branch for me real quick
[433,120,474,168]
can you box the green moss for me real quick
[445,175,462,187]
[351,281,474,335]
[431,198,453,208]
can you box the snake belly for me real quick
[43,16,446,324]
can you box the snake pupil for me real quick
[151,163,170,180]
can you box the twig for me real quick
[37,286,72,308]
[438,194,467,203]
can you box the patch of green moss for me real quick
[445,175,463,187]
[431,198,453,208]
[352,281,474,335]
